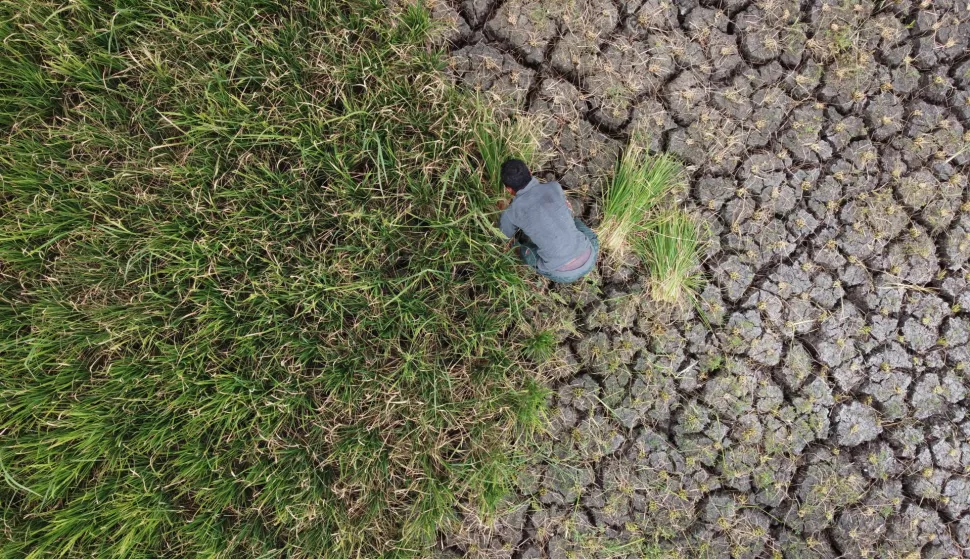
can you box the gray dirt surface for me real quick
[427,0,970,556]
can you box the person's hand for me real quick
[496,199,507,210]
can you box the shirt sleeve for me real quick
[549,181,567,202]
[499,207,517,238]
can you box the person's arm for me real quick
[499,207,517,239]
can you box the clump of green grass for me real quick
[475,112,544,192]
[475,119,508,191]
[522,329,557,362]
[634,209,705,305]
[599,145,683,255]
[0,1,543,558]
[599,144,704,305]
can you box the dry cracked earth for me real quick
[423,0,970,557]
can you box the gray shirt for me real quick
[499,178,591,273]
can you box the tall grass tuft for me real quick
[476,119,508,191]
[599,145,683,254]
[475,112,542,192]
[635,209,705,305]
[598,144,704,304]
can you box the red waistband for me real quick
[556,246,593,272]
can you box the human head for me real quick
[500,159,531,193]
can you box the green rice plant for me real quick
[634,209,705,306]
[505,115,545,168]
[476,119,508,191]
[599,145,684,255]
[0,1,545,557]
[474,112,541,192]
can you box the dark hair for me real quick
[500,159,531,191]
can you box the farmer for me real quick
[496,159,599,283]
